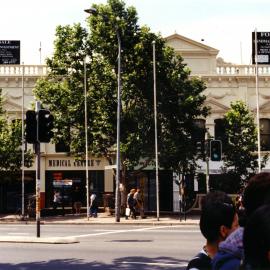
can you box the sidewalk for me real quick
[0,212,200,226]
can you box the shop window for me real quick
[260,118,270,151]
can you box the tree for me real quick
[34,0,209,193]
[222,100,268,191]
[0,89,33,172]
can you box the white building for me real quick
[1,34,269,212]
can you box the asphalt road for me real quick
[0,224,204,270]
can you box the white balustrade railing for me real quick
[0,65,48,76]
[216,64,270,75]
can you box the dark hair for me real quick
[243,172,270,217]
[243,204,270,269]
[199,191,236,243]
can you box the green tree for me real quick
[222,100,268,191]
[34,0,209,190]
[0,89,33,172]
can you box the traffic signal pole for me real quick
[35,102,41,238]
[205,132,210,193]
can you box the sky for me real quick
[1,0,270,65]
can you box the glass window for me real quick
[260,118,270,151]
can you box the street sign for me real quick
[0,40,20,64]
[252,32,270,65]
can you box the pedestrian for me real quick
[126,188,137,219]
[90,193,98,217]
[186,191,239,270]
[134,188,145,219]
[52,190,61,214]
[212,172,270,270]
[242,204,270,270]
[72,186,82,215]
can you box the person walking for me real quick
[134,188,145,219]
[126,188,137,219]
[52,190,61,214]
[72,186,82,215]
[89,193,98,217]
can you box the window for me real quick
[214,118,227,146]
[260,118,270,151]
[55,140,70,153]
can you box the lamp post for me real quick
[84,7,121,222]
[152,41,160,221]
[84,57,90,220]
[21,62,25,218]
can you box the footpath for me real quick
[0,212,199,244]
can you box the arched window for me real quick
[260,118,270,151]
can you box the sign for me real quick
[0,40,20,64]
[252,32,270,64]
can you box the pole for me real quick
[21,63,25,218]
[254,29,261,172]
[35,101,41,237]
[84,58,90,220]
[205,132,210,193]
[153,41,160,221]
[115,29,121,222]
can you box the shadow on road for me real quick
[0,256,188,269]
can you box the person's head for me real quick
[130,189,136,194]
[243,204,270,269]
[200,191,239,245]
[243,172,270,217]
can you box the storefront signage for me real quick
[0,40,20,64]
[48,159,101,168]
[252,32,270,64]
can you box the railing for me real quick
[0,65,47,76]
[216,64,270,75]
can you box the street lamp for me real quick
[84,57,90,220]
[84,7,121,222]
[152,41,160,221]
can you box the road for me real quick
[0,224,204,270]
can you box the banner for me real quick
[0,40,20,64]
[252,32,270,65]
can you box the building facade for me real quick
[1,34,270,212]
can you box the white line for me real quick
[8,233,30,235]
[70,225,181,238]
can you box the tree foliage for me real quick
[0,89,33,172]
[222,100,268,190]
[34,0,209,184]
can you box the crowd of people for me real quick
[186,172,270,270]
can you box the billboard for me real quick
[0,40,20,64]
[252,32,270,65]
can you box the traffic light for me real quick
[25,110,37,143]
[38,109,54,143]
[210,140,222,161]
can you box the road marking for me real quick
[121,261,188,267]
[70,225,190,238]
[7,233,30,235]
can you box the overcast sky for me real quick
[1,0,269,65]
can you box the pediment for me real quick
[165,33,219,55]
[257,100,270,113]
[205,98,229,113]
[3,100,22,112]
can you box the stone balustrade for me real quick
[2,64,270,77]
[0,65,47,76]
[216,64,270,75]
